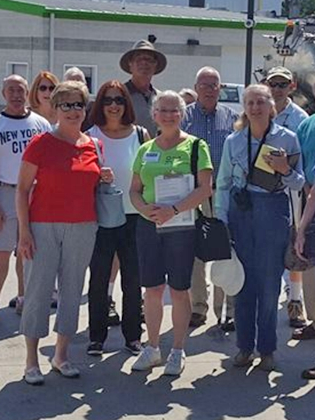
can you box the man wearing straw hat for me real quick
[120,39,167,138]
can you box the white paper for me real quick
[154,174,195,230]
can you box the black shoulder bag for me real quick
[191,139,231,262]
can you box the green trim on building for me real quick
[0,0,48,16]
[1,0,286,31]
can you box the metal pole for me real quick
[49,13,55,73]
[245,0,255,86]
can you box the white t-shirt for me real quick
[88,125,142,214]
[0,111,51,184]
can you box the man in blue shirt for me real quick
[266,66,308,330]
[291,115,315,341]
[181,66,238,329]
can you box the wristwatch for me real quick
[172,205,179,215]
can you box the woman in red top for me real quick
[16,81,113,385]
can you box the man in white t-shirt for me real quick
[0,75,50,311]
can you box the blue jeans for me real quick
[229,190,290,355]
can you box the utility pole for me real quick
[245,0,255,86]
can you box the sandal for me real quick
[292,324,315,340]
[51,359,80,378]
[24,367,44,385]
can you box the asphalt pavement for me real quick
[1,256,315,420]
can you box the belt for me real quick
[0,181,17,188]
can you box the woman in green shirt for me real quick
[130,90,212,376]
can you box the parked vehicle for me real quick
[219,83,244,113]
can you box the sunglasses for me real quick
[102,96,126,106]
[56,102,85,112]
[268,81,290,89]
[38,85,55,92]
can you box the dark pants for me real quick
[229,190,290,355]
[136,217,196,291]
[88,214,142,344]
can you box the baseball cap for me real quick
[266,66,293,81]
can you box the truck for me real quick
[255,16,315,114]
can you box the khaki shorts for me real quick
[0,185,17,252]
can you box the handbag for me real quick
[191,139,231,262]
[284,190,315,271]
[92,138,126,228]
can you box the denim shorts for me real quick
[136,217,196,291]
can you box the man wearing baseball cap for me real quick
[120,39,167,137]
[266,66,308,330]
[266,66,307,130]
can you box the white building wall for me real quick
[0,9,281,105]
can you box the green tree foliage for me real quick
[281,0,289,17]
[300,0,315,16]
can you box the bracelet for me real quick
[172,205,179,215]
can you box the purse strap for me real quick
[191,138,200,189]
[191,138,213,215]
[91,137,104,167]
[136,125,145,145]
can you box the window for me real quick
[219,85,240,103]
[63,65,97,95]
[6,62,29,80]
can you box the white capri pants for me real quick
[20,222,97,338]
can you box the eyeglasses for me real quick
[156,108,181,114]
[102,96,126,106]
[38,85,55,92]
[196,82,220,91]
[56,102,85,112]
[268,81,290,89]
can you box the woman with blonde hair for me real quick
[17,81,113,385]
[215,84,304,371]
[130,90,212,375]
[28,71,59,124]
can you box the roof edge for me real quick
[1,1,286,31]
[0,0,48,16]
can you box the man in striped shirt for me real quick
[181,66,238,329]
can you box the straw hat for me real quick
[210,248,245,296]
[120,39,167,75]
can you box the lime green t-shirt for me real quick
[132,136,213,204]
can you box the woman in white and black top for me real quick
[87,80,150,356]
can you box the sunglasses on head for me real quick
[102,96,126,106]
[38,85,55,92]
[56,102,85,112]
[268,81,290,89]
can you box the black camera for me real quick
[233,188,252,211]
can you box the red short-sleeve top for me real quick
[22,132,101,223]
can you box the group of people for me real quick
[1,38,315,385]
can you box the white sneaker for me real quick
[131,345,161,371]
[164,349,186,376]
